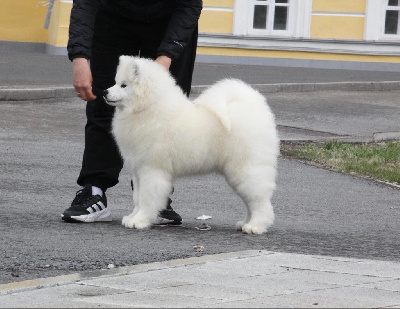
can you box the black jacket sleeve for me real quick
[157,0,202,61]
[67,0,100,61]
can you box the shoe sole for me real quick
[156,217,182,225]
[62,208,112,223]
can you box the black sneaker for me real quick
[158,197,182,225]
[130,180,182,224]
[61,184,111,223]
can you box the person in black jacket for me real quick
[62,0,203,224]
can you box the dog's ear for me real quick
[119,55,131,63]
[117,56,140,81]
[128,59,150,108]
[131,60,140,80]
[119,55,133,70]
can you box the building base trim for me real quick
[196,54,400,72]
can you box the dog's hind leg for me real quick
[241,198,275,235]
[122,168,172,230]
[225,163,276,235]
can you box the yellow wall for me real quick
[47,0,73,47]
[199,0,234,34]
[310,15,365,40]
[0,0,48,43]
[310,0,366,40]
[199,10,233,34]
[203,0,234,8]
[312,0,366,13]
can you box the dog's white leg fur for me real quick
[225,162,276,235]
[241,199,275,235]
[122,175,140,226]
[235,210,250,231]
[237,192,275,235]
[122,168,172,229]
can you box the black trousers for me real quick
[77,8,198,191]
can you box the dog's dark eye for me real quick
[121,84,127,88]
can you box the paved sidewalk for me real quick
[1,250,400,308]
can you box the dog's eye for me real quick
[121,84,127,88]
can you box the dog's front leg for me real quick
[122,168,172,229]
[122,174,140,226]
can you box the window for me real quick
[233,0,311,38]
[252,0,290,32]
[384,0,400,35]
[365,0,400,41]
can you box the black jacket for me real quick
[67,0,202,62]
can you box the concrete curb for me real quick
[0,87,75,101]
[281,131,400,143]
[1,81,400,101]
[0,250,263,296]
[191,81,400,95]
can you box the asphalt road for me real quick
[0,90,399,284]
[2,51,400,87]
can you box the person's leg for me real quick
[62,10,139,223]
[130,20,196,224]
[77,9,140,191]
[77,55,123,191]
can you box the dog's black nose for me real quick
[103,89,110,104]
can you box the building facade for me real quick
[1,0,400,71]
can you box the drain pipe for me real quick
[44,0,56,29]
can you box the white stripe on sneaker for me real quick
[71,207,112,222]
[87,201,105,213]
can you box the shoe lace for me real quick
[72,188,94,207]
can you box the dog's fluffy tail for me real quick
[194,79,266,131]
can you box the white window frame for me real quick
[233,0,312,38]
[365,0,400,41]
[384,0,400,36]
[249,0,291,35]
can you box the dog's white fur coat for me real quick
[105,56,279,234]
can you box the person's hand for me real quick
[72,57,97,101]
[155,55,172,71]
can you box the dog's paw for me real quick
[122,216,151,230]
[241,223,268,235]
[122,215,130,226]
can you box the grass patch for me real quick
[281,140,400,185]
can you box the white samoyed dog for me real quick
[104,56,279,234]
